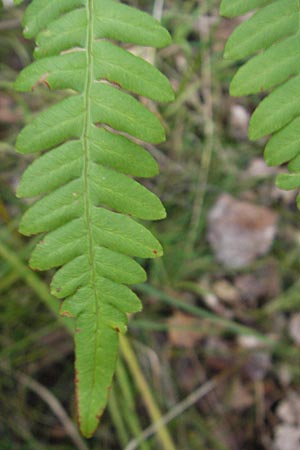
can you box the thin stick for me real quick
[147,0,165,65]
[124,378,219,450]
[153,0,165,21]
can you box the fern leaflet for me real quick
[220,0,300,197]
[15,0,173,437]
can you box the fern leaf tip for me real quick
[18,222,31,237]
[248,118,262,142]
[152,246,164,258]
[156,206,167,221]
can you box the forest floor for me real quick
[1,1,300,449]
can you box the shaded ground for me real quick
[1,1,300,449]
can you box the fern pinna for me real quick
[220,0,300,196]
[15,0,173,438]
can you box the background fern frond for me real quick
[15,0,173,438]
[221,0,300,203]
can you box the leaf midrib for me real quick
[82,0,100,426]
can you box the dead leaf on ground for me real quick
[289,314,300,346]
[229,104,250,140]
[207,194,278,268]
[277,391,300,425]
[0,94,22,124]
[271,186,297,205]
[194,14,218,37]
[273,391,300,450]
[273,425,300,450]
[167,312,202,349]
[202,289,234,319]
[245,158,279,178]
[230,380,253,411]
[212,279,239,305]
[243,352,271,381]
[234,261,281,306]
[174,355,205,392]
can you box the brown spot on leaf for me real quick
[61,310,74,319]
[32,73,50,91]
[168,312,202,349]
[100,78,121,89]
[41,79,50,89]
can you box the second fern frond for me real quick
[221,0,300,201]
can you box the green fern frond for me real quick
[221,0,300,201]
[15,0,173,438]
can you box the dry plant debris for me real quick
[208,194,278,268]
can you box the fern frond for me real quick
[221,0,300,200]
[15,0,173,438]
